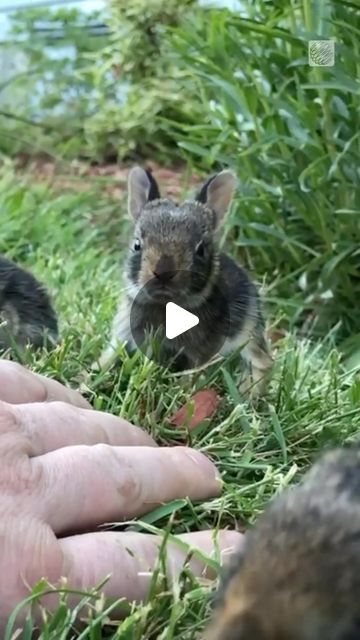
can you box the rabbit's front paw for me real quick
[239,367,268,403]
[240,335,273,401]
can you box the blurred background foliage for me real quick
[0,0,359,350]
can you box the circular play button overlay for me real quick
[129,271,231,370]
[165,302,199,339]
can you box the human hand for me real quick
[0,360,242,633]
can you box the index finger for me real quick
[0,360,90,408]
[35,445,222,533]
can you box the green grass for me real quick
[1,164,359,638]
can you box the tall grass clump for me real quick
[167,0,360,346]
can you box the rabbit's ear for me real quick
[196,170,237,226]
[128,167,161,219]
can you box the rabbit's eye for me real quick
[195,241,205,257]
[133,239,142,251]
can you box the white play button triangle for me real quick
[166,302,199,339]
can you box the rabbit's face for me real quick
[127,199,217,302]
[126,168,237,303]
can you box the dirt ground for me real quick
[15,155,201,200]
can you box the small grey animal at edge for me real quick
[0,255,58,351]
[205,445,360,640]
[97,167,273,398]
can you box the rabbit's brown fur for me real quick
[206,447,360,640]
[99,167,272,396]
[0,256,58,351]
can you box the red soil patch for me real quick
[14,155,201,200]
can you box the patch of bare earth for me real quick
[15,156,201,200]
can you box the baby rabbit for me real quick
[206,446,360,640]
[0,255,58,351]
[99,167,272,395]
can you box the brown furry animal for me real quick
[205,447,360,640]
[0,255,58,351]
[98,167,272,396]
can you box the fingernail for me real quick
[220,530,245,564]
[188,450,223,487]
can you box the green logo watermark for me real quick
[308,40,335,67]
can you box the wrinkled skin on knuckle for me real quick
[0,401,21,439]
[94,443,144,511]
[0,361,48,404]
[117,462,143,508]
[51,443,145,522]
[93,444,143,513]
[0,456,44,502]
[0,402,44,500]
[0,515,63,632]
[0,402,33,458]
[0,400,66,631]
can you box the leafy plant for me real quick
[0,7,109,158]
[0,1,201,162]
[83,0,202,160]
[109,0,197,79]
[166,0,360,342]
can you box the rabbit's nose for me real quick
[153,255,176,284]
[153,270,175,284]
